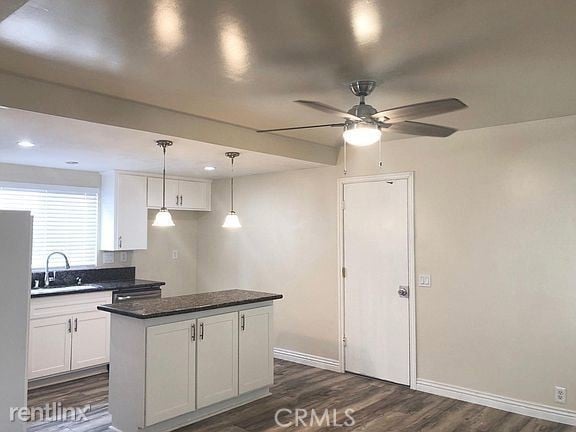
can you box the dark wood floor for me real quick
[28,360,575,431]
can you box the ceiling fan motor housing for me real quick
[348,103,378,121]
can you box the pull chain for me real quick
[378,136,383,168]
[343,139,348,175]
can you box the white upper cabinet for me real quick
[147,177,179,209]
[239,306,274,394]
[147,177,211,211]
[101,172,148,251]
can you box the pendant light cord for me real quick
[230,157,234,212]
[162,144,167,209]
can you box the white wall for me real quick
[197,114,576,412]
[0,211,32,432]
[132,210,199,297]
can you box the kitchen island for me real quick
[98,289,282,432]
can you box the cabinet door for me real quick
[146,320,196,426]
[197,312,238,409]
[71,311,110,371]
[178,180,210,210]
[117,174,147,250]
[147,177,180,210]
[239,306,274,394]
[28,316,72,379]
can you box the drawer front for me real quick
[30,292,113,319]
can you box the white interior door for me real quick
[343,178,410,385]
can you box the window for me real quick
[0,183,99,269]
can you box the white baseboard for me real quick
[274,348,341,373]
[416,379,576,426]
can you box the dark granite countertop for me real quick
[97,289,283,319]
[31,279,165,298]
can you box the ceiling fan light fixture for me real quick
[343,122,381,146]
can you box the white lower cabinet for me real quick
[145,320,196,426]
[239,306,274,394]
[109,302,277,432]
[71,311,110,370]
[28,315,72,379]
[28,292,112,380]
[196,312,239,409]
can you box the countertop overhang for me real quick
[98,289,283,319]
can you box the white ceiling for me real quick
[0,108,322,178]
[1,0,575,147]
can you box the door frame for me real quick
[337,171,416,389]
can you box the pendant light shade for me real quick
[153,208,175,227]
[222,211,241,228]
[223,152,241,229]
[153,140,175,227]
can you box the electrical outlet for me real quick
[172,250,179,260]
[120,251,128,263]
[418,274,431,287]
[555,386,567,404]
[102,252,114,264]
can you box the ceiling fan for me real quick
[256,80,467,146]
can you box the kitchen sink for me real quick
[31,284,104,295]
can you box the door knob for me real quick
[398,286,409,298]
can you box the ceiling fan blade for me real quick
[372,98,467,123]
[384,121,457,137]
[295,100,362,121]
[256,123,345,133]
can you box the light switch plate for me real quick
[418,274,431,287]
[102,252,114,264]
[172,250,179,260]
[120,251,128,263]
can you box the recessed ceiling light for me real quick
[65,161,79,165]
[17,140,35,148]
[204,166,216,171]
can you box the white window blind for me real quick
[0,183,99,270]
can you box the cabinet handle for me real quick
[241,314,246,331]
[176,194,179,206]
[199,322,204,340]
[118,236,123,249]
[191,323,196,342]
[67,319,72,333]
[180,195,183,206]
[74,318,78,332]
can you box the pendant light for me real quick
[222,151,241,229]
[152,140,175,227]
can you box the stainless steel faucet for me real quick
[44,252,71,287]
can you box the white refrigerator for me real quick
[0,210,32,432]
